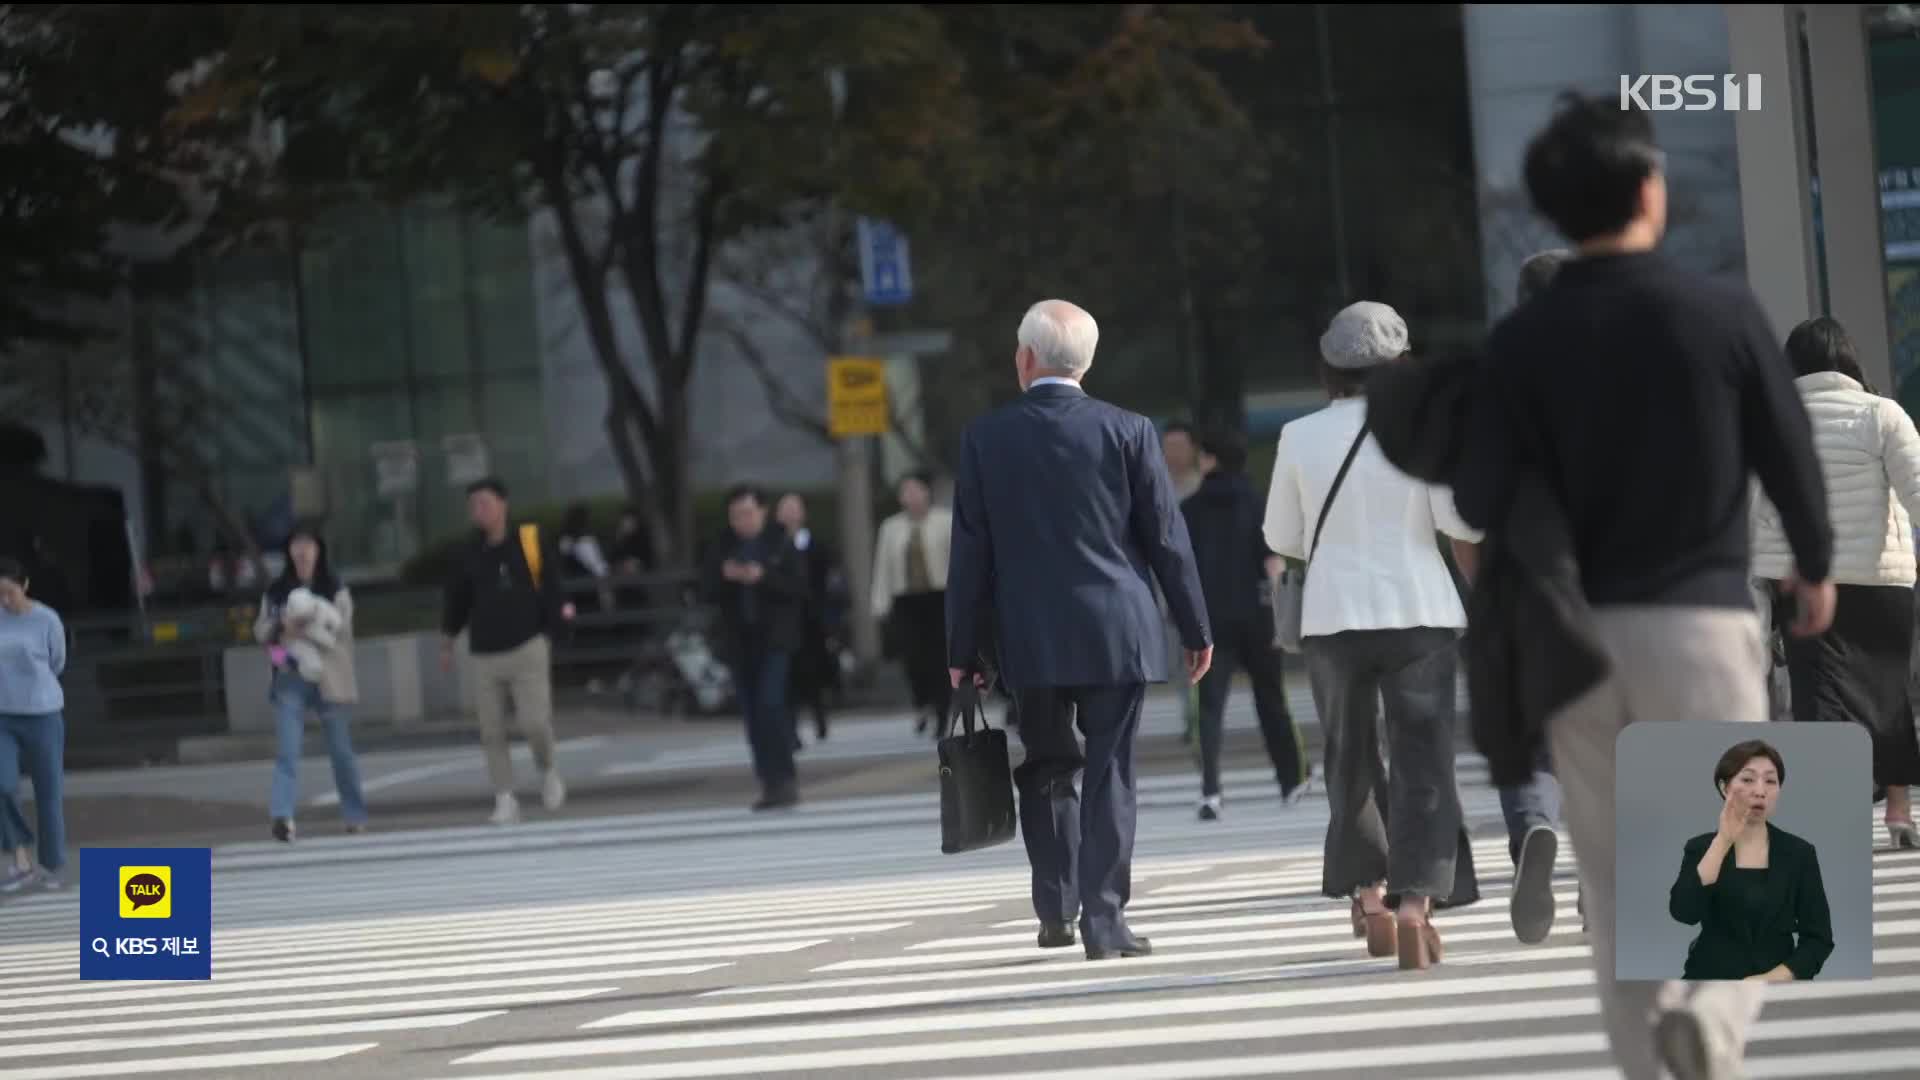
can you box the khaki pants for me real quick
[470,634,557,793]
[1549,606,1768,1080]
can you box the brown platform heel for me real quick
[1397,912,1443,971]
[1359,901,1398,959]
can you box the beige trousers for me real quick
[469,634,557,793]
[1549,606,1769,1079]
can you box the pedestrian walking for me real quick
[1181,426,1308,819]
[704,485,807,810]
[1455,93,1834,1080]
[1475,247,1585,945]
[1162,422,1206,747]
[775,493,841,745]
[0,556,67,894]
[871,471,952,736]
[946,299,1212,961]
[253,525,368,842]
[440,477,575,826]
[1750,316,1920,849]
[1264,300,1483,971]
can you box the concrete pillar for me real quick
[1726,3,1821,339]
[1805,5,1893,389]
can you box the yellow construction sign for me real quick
[827,356,890,438]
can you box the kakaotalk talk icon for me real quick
[118,865,172,919]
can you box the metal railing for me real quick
[58,570,723,742]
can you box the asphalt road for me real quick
[3,766,1918,1080]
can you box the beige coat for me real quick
[254,587,360,705]
[871,507,953,617]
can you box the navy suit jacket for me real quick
[945,381,1211,690]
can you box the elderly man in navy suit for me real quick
[946,299,1214,961]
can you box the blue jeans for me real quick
[1497,744,1561,864]
[0,712,66,873]
[269,671,367,824]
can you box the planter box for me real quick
[224,632,478,732]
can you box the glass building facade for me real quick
[137,203,547,569]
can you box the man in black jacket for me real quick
[1181,428,1307,820]
[704,485,808,810]
[1453,94,1834,1080]
[441,477,576,826]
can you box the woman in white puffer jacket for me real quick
[1752,317,1920,849]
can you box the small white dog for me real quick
[283,587,344,682]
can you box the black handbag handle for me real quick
[943,681,993,739]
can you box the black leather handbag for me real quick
[936,682,1018,855]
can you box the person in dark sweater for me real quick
[703,485,808,811]
[440,477,575,826]
[1452,93,1834,1080]
[1180,427,1306,820]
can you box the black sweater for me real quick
[1454,252,1832,608]
[1180,470,1272,630]
[442,527,569,656]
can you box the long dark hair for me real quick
[266,524,340,605]
[1785,317,1873,392]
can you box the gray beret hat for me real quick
[1320,301,1409,370]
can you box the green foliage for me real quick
[0,5,230,357]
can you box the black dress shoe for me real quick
[1037,922,1077,949]
[752,785,800,812]
[1085,936,1153,961]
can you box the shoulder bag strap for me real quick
[1308,419,1371,565]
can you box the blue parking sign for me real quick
[79,847,213,980]
[857,217,913,306]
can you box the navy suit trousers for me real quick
[1010,683,1147,951]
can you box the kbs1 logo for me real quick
[1619,74,1763,112]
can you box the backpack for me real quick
[519,524,543,587]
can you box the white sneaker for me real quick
[0,865,33,894]
[542,770,567,811]
[1283,768,1317,806]
[490,792,522,825]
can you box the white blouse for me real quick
[1262,398,1481,638]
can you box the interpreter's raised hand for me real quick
[1717,786,1752,842]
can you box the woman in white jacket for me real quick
[1752,317,1920,848]
[871,472,953,734]
[1264,302,1483,970]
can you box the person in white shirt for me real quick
[1750,317,1920,849]
[1263,301,1483,971]
[871,472,954,734]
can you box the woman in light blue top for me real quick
[0,556,68,893]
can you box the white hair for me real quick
[1018,300,1099,377]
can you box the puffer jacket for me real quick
[1751,371,1920,586]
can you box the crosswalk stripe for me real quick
[7,988,615,1039]
[1,962,725,1011]
[0,1044,380,1080]
[0,924,901,986]
[1,905,988,970]
[8,1010,500,1060]
[0,971,676,1027]
[455,996,1603,1067]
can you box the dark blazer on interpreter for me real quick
[1669,822,1834,981]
